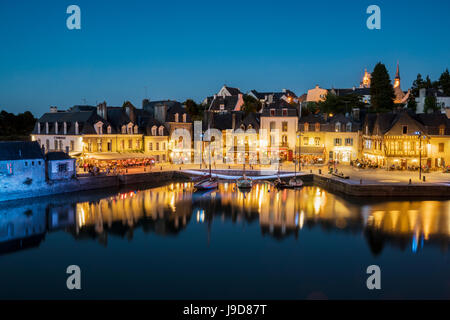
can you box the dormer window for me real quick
[122,125,126,134]
[365,125,368,135]
[107,126,111,134]
[402,125,408,135]
[95,122,103,135]
[46,122,49,134]
[151,126,157,136]
[315,122,320,132]
[63,122,67,134]
[304,123,309,132]
[270,109,275,116]
[220,104,225,111]
[335,122,341,132]
[346,122,352,132]
[75,122,79,135]
[127,123,133,134]
[134,125,138,134]
[159,126,164,136]
[175,113,179,122]
[439,126,445,136]
[37,123,41,134]
[182,114,187,123]
[55,122,59,134]
[282,108,288,116]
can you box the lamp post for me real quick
[415,131,426,181]
[296,131,302,172]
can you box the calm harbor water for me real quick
[0,181,449,299]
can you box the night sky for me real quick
[0,0,449,115]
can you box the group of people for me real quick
[78,158,156,176]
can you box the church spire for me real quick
[394,62,401,88]
[395,61,400,80]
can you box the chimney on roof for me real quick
[97,101,107,121]
[50,106,58,113]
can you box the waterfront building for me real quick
[144,118,169,163]
[362,110,450,168]
[32,100,174,164]
[45,152,76,180]
[0,141,46,187]
[260,100,299,161]
[298,113,361,164]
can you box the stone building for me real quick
[0,141,45,189]
[45,152,76,180]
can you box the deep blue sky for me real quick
[0,0,449,116]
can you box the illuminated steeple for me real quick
[394,62,401,88]
[360,69,371,88]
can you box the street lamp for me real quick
[296,131,302,172]
[415,131,427,181]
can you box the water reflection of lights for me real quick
[196,209,205,223]
[72,182,449,253]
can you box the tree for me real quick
[318,93,364,115]
[424,95,439,113]
[301,102,319,117]
[411,73,425,97]
[242,94,262,114]
[438,69,450,96]
[184,99,204,121]
[406,95,417,113]
[370,62,395,111]
[0,110,36,140]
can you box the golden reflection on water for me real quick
[75,182,450,248]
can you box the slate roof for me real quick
[224,86,241,96]
[166,102,191,123]
[250,89,297,101]
[45,152,74,161]
[0,141,44,161]
[33,111,113,135]
[261,100,298,117]
[208,96,240,112]
[298,113,327,124]
[235,112,260,130]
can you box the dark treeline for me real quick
[0,110,36,140]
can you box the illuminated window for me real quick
[334,138,342,146]
[345,138,353,146]
[315,123,320,132]
[282,121,288,132]
[314,137,320,146]
[304,123,309,132]
[303,137,309,145]
[439,143,444,152]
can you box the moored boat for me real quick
[236,175,253,189]
[194,177,218,190]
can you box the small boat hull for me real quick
[236,178,253,189]
[194,178,218,190]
